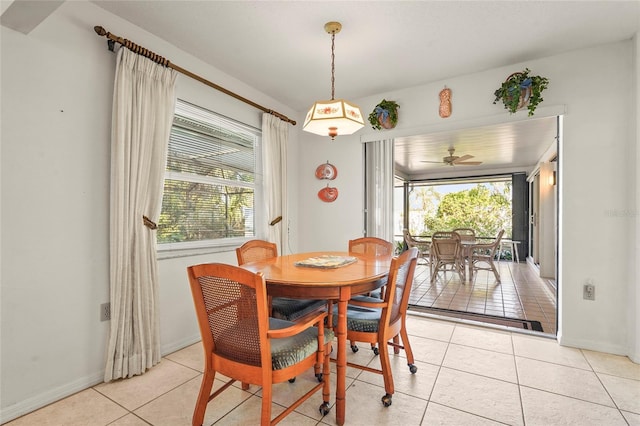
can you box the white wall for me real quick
[0,2,297,422]
[296,40,638,359]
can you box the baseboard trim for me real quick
[558,334,629,358]
[161,334,201,357]
[1,335,202,424]
[0,371,105,424]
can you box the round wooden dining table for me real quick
[240,251,392,425]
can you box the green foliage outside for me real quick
[157,154,255,244]
[157,180,254,243]
[409,182,511,239]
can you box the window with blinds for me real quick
[158,100,261,249]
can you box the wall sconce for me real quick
[548,171,556,186]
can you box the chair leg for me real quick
[378,336,395,407]
[430,262,439,283]
[400,322,418,374]
[193,368,215,426]
[320,342,332,415]
[489,259,501,283]
[260,382,272,426]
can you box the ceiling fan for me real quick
[422,148,483,166]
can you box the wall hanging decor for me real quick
[315,161,338,180]
[439,87,452,118]
[368,99,399,130]
[493,68,549,116]
[318,185,339,202]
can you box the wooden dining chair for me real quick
[236,240,326,322]
[187,263,332,426]
[469,229,505,283]
[430,231,465,283]
[336,247,419,407]
[347,237,394,354]
[348,236,394,257]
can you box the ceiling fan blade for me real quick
[452,154,474,163]
[456,161,483,165]
[420,160,445,164]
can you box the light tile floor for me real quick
[7,315,639,425]
[409,260,557,335]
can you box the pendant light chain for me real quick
[330,31,336,101]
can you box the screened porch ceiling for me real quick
[394,115,559,181]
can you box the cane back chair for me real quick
[236,240,327,321]
[187,263,333,426]
[347,237,394,353]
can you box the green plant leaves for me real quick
[493,68,549,116]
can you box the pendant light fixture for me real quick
[303,21,364,140]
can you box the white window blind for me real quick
[158,100,261,249]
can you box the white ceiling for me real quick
[90,1,639,112]
[11,1,640,178]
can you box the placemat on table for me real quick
[294,255,357,269]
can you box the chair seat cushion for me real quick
[271,297,327,321]
[332,304,382,333]
[216,317,333,370]
[348,277,387,301]
[269,317,334,370]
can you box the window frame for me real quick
[157,99,264,256]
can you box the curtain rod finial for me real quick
[94,26,107,36]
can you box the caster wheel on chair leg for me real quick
[409,364,418,374]
[315,373,323,382]
[372,347,379,356]
[381,393,392,407]
[319,402,331,416]
[351,345,359,353]
[288,377,296,383]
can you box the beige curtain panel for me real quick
[262,113,288,253]
[104,47,177,381]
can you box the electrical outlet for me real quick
[583,283,595,301]
[100,302,111,321]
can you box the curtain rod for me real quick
[93,26,296,125]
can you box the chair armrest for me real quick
[267,310,327,339]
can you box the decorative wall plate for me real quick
[318,186,339,202]
[315,162,338,180]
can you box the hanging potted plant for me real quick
[368,99,399,130]
[493,68,549,116]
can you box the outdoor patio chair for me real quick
[335,247,419,407]
[403,229,431,268]
[430,231,466,283]
[453,228,476,243]
[187,262,332,426]
[469,229,505,283]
